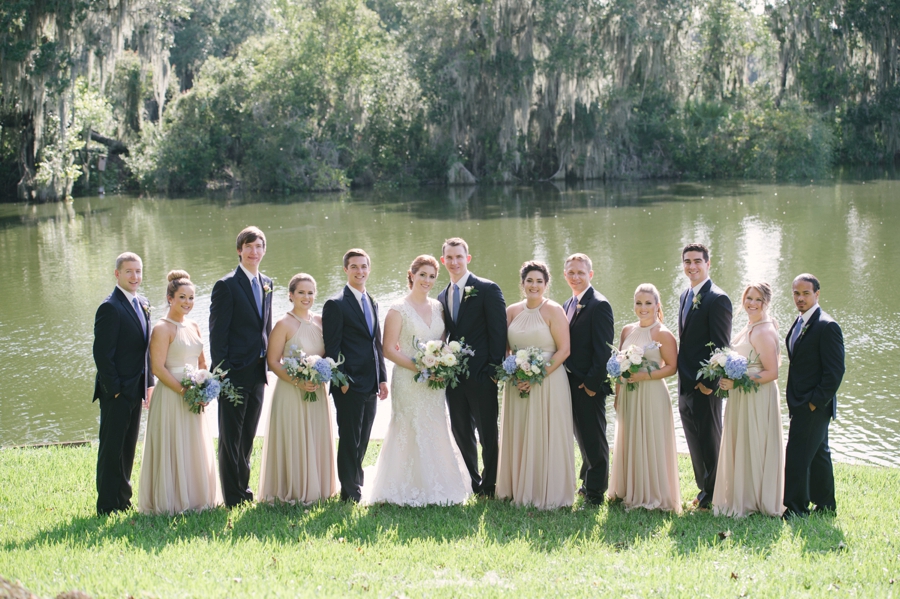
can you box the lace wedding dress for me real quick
[361,299,471,506]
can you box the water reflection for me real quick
[0,179,898,468]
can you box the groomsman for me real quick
[562,253,614,505]
[92,252,153,515]
[677,243,732,509]
[783,273,845,517]
[209,226,273,507]
[323,248,388,503]
[438,238,507,497]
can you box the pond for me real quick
[0,179,897,467]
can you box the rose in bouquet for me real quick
[412,337,474,390]
[495,347,548,398]
[181,361,242,414]
[282,345,351,401]
[606,342,661,391]
[696,344,760,398]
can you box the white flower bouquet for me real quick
[496,347,549,398]
[412,337,474,390]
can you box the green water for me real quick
[1,180,897,466]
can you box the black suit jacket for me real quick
[437,274,507,380]
[209,267,274,372]
[677,279,732,395]
[786,307,845,419]
[92,287,152,402]
[564,287,615,395]
[322,285,387,395]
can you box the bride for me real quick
[361,255,471,506]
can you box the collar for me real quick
[238,262,259,285]
[798,304,820,326]
[691,278,710,295]
[346,284,367,303]
[451,272,471,291]
[572,285,592,304]
[116,285,138,304]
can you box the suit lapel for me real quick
[792,308,820,355]
[682,279,712,332]
[114,287,144,336]
[455,275,475,323]
[569,287,593,327]
[261,275,271,326]
[344,285,371,336]
[235,267,263,323]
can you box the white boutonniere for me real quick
[576,303,584,314]
[463,286,478,301]
[691,292,702,311]
[142,302,151,318]
[799,323,809,339]
[263,282,273,296]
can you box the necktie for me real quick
[681,289,694,327]
[132,298,146,337]
[566,297,577,322]
[452,283,461,324]
[790,316,803,352]
[362,293,374,336]
[251,277,262,318]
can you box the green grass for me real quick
[1,442,898,598]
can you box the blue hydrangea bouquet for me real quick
[283,345,350,402]
[696,345,760,398]
[496,347,548,398]
[181,361,242,414]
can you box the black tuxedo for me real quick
[677,279,732,507]
[92,287,152,514]
[563,287,614,500]
[209,266,273,506]
[783,307,845,516]
[438,273,507,495]
[322,285,387,502]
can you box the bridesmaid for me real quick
[258,273,337,504]
[138,271,222,515]
[712,282,784,517]
[496,261,575,509]
[608,284,681,513]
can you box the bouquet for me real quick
[606,342,661,391]
[412,337,475,390]
[282,345,351,402]
[181,361,242,415]
[696,345,760,398]
[496,347,549,398]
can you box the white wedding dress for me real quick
[361,299,471,506]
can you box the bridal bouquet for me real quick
[181,362,242,414]
[412,338,474,390]
[496,347,548,398]
[606,342,661,391]
[697,345,760,398]
[283,345,350,402]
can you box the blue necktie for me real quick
[132,298,146,337]
[790,316,803,352]
[362,293,374,336]
[452,283,461,324]
[251,277,262,318]
[566,297,577,322]
[681,289,694,327]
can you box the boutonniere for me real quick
[262,282,273,296]
[691,292,702,311]
[799,323,809,339]
[463,286,478,301]
[142,302,151,318]
[576,303,585,314]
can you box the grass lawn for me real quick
[1,441,898,598]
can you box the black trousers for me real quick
[96,393,143,514]
[678,388,723,506]
[784,405,835,515]
[333,387,377,501]
[218,359,266,507]
[569,375,609,498]
[446,374,500,495]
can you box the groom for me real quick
[322,248,388,503]
[438,237,507,497]
[92,252,153,515]
[562,253,614,505]
[677,243,732,509]
[783,273,845,517]
[209,226,273,507]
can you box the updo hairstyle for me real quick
[634,283,664,323]
[166,270,193,301]
[289,273,317,297]
[741,281,777,328]
[519,261,551,290]
[407,255,440,289]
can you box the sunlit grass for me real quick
[1,442,897,597]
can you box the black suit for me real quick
[438,273,507,495]
[783,307,845,516]
[92,287,152,514]
[677,279,732,507]
[322,285,387,502]
[209,266,273,506]
[563,287,614,500]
